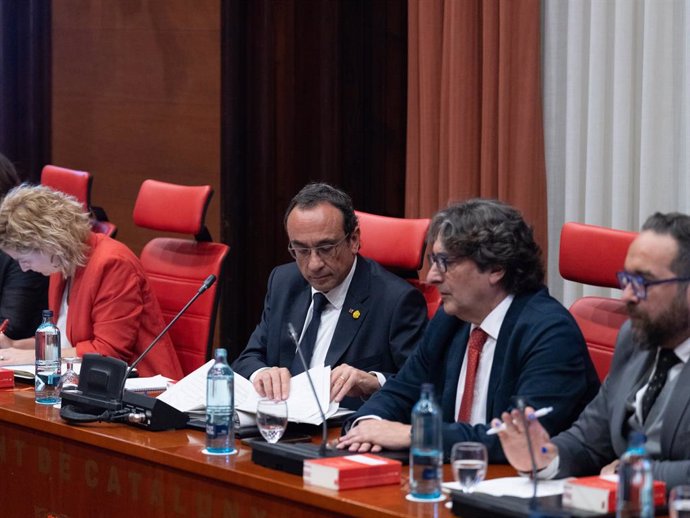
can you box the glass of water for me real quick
[451,442,488,493]
[670,485,690,518]
[256,399,288,443]
[58,357,81,394]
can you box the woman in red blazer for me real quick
[0,184,183,379]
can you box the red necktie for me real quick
[457,327,489,422]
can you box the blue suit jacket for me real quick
[232,256,428,409]
[344,287,600,462]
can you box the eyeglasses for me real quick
[427,252,462,273]
[288,234,350,261]
[616,271,690,300]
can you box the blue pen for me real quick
[485,406,554,435]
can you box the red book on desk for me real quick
[0,368,14,389]
[563,475,666,513]
[304,454,401,491]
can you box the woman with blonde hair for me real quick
[0,184,183,379]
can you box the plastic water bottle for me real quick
[35,309,61,405]
[617,432,654,518]
[206,348,235,454]
[409,383,443,499]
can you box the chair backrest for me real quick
[41,165,118,238]
[355,210,440,318]
[133,179,229,375]
[559,222,637,381]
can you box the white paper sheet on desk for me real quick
[157,361,339,425]
[443,477,565,499]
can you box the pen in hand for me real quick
[0,319,9,334]
[485,406,553,435]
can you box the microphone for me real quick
[513,396,539,505]
[287,322,328,456]
[60,275,216,431]
[249,322,351,475]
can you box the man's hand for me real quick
[336,419,411,453]
[600,459,620,475]
[253,367,291,400]
[330,363,381,402]
[493,406,558,472]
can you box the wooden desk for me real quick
[0,388,515,518]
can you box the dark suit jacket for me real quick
[232,256,428,409]
[344,287,600,462]
[553,320,690,489]
[0,251,48,339]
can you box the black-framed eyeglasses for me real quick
[616,271,690,300]
[288,234,350,261]
[427,252,462,273]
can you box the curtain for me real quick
[543,0,690,306]
[406,0,548,257]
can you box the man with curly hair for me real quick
[338,199,600,463]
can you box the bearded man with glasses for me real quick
[338,199,599,462]
[497,212,690,489]
[232,183,428,410]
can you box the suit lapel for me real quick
[324,258,369,367]
[281,283,312,367]
[661,358,690,454]
[610,348,654,451]
[441,321,470,422]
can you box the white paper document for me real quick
[157,361,340,425]
[443,477,565,499]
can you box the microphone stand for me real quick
[287,322,329,456]
[514,396,539,513]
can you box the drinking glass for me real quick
[670,485,690,518]
[58,357,81,394]
[451,442,488,493]
[256,399,288,444]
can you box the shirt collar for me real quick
[671,336,690,364]
[471,294,515,341]
[310,256,357,310]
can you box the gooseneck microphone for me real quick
[119,274,217,395]
[60,275,216,431]
[514,396,539,507]
[288,322,329,456]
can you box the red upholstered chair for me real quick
[559,222,638,381]
[41,165,118,238]
[133,179,229,375]
[355,210,441,318]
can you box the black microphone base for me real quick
[250,440,351,476]
[121,390,188,431]
[451,492,608,518]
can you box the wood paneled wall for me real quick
[51,0,221,254]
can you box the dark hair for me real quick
[428,199,544,294]
[283,182,358,235]
[0,153,21,198]
[642,212,690,277]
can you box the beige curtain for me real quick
[406,0,548,257]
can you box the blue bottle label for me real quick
[206,423,229,438]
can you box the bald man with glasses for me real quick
[232,183,428,410]
[496,212,690,490]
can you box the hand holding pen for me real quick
[486,406,553,435]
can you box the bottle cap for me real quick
[42,309,53,318]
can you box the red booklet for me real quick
[563,475,666,513]
[0,368,14,389]
[303,454,401,491]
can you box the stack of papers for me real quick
[157,361,341,426]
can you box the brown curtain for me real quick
[406,0,547,255]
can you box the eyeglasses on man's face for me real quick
[288,234,350,261]
[616,270,690,300]
[427,252,462,273]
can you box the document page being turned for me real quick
[158,361,340,426]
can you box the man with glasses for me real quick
[338,199,599,462]
[232,183,428,409]
[496,212,690,489]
